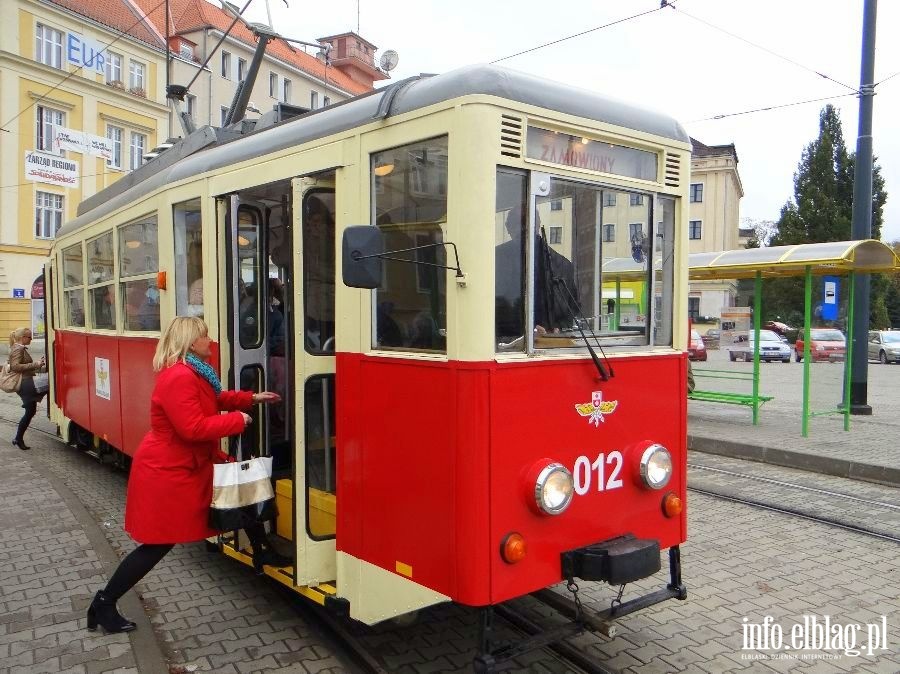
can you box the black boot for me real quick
[86,590,137,633]
[246,527,291,575]
[11,437,30,450]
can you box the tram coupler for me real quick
[561,534,661,585]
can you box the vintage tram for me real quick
[46,64,690,665]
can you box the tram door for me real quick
[293,174,337,585]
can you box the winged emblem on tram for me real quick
[575,391,618,427]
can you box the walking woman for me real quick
[87,316,283,634]
[9,328,46,449]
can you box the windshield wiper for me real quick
[538,228,614,382]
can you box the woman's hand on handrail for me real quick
[251,391,281,404]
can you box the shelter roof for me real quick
[601,240,900,280]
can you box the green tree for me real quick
[764,105,889,328]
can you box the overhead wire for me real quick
[0,0,170,134]
[490,1,674,64]
[669,5,860,95]
[875,70,900,87]
[689,92,857,123]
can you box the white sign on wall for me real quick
[53,127,114,160]
[24,151,79,188]
[66,34,108,74]
[95,357,111,400]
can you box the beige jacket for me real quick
[8,344,42,379]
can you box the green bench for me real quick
[688,368,773,407]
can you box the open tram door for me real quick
[219,173,338,595]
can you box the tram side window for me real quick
[654,196,676,346]
[119,215,161,332]
[174,199,204,318]
[303,191,335,353]
[372,136,448,353]
[495,169,527,348]
[62,243,85,327]
[87,232,116,330]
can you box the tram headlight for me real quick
[534,462,575,515]
[639,444,672,490]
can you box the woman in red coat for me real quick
[87,316,281,634]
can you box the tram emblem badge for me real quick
[575,391,618,427]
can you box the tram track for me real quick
[688,462,900,544]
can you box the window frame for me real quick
[221,51,231,79]
[106,124,123,169]
[310,91,318,109]
[35,23,63,69]
[689,220,702,240]
[129,131,146,170]
[603,223,615,242]
[269,72,278,98]
[36,105,64,154]
[61,243,86,328]
[105,51,122,83]
[86,231,117,331]
[118,214,161,333]
[35,190,64,240]
[690,183,704,203]
[283,78,292,103]
[128,60,145,92]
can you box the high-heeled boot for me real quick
[86,590,137,633]
[246,527,291,574]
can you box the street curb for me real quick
[688,434,900,488]
[15,432,170,674]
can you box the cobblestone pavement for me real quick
[2,394,898,674]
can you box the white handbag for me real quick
[209,456,275,530]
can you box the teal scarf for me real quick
[185,353,222,396]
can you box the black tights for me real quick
[103,524,271,600]
[15,402,37,442]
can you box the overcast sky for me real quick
[240,0,900,243]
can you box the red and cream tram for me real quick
[47,64,690,665]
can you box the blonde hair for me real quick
[9,327,31,347]
[152,316,208,371]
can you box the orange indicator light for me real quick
[662,492,683,518]
[501,532,526,564]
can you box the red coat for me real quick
[124,362,253,544]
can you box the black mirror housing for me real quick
[342,226,384,289]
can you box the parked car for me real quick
[794,328,846,362]
[688,329,707,361]
[868,330,900,364]
[728,330,791,362]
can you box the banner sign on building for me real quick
[24,151,79,189]
[67,34,108,74]
[822,276,839,321]
[53,127,114,160]
[526,126,658,181]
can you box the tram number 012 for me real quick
[573,451,624,496]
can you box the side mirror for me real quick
[342,226,384,289]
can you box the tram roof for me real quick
[60,64,689,238]
[603,240,900,280]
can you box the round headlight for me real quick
[639,444,673,490]
[534,463,574,515]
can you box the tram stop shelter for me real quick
[603,240,900,436]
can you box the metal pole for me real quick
[844,272,855,431]
[752,272,761,425]
[802,267,812,437]
[849,0,877,415]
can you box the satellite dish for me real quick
[380,49,399,72]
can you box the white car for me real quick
[728,330,792,363]
[868,330,900,364]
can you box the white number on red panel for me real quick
[573,451,624,495]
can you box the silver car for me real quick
[728,329,792,363]
[868,330,900,364]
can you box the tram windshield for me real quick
[495,169,674,352]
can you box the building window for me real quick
[35,23,63,69]
[35,191,63,239]
[130,132,146,170]
[629,223,642,240]
[603,224,615,242]
[310,91,318,109]
[107,125,122,168]
[689,220,702,240]
[237,57,247,82]
[283,79,291,103]
[547,226,563,244]
[629,194,644,206]
[221,51,231,79]
[604,193,616,207]
[129,60,145,92]
[550,200,562,211]
[688,297,700,321]
[186,94,196,118]
[323,95,330,107]
[36,105,64,153]
[690,183,704,203]
[220,106,229,126]
[106,51,123,84]
[269,72,277,97]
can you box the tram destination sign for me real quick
[526,126,658,181]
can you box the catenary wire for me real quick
[0,0,170,134]
[689,92,857,123]
[490,1,674,64]
[875,70,900,86]
[670,5,860,95]
[184,0,255,93]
